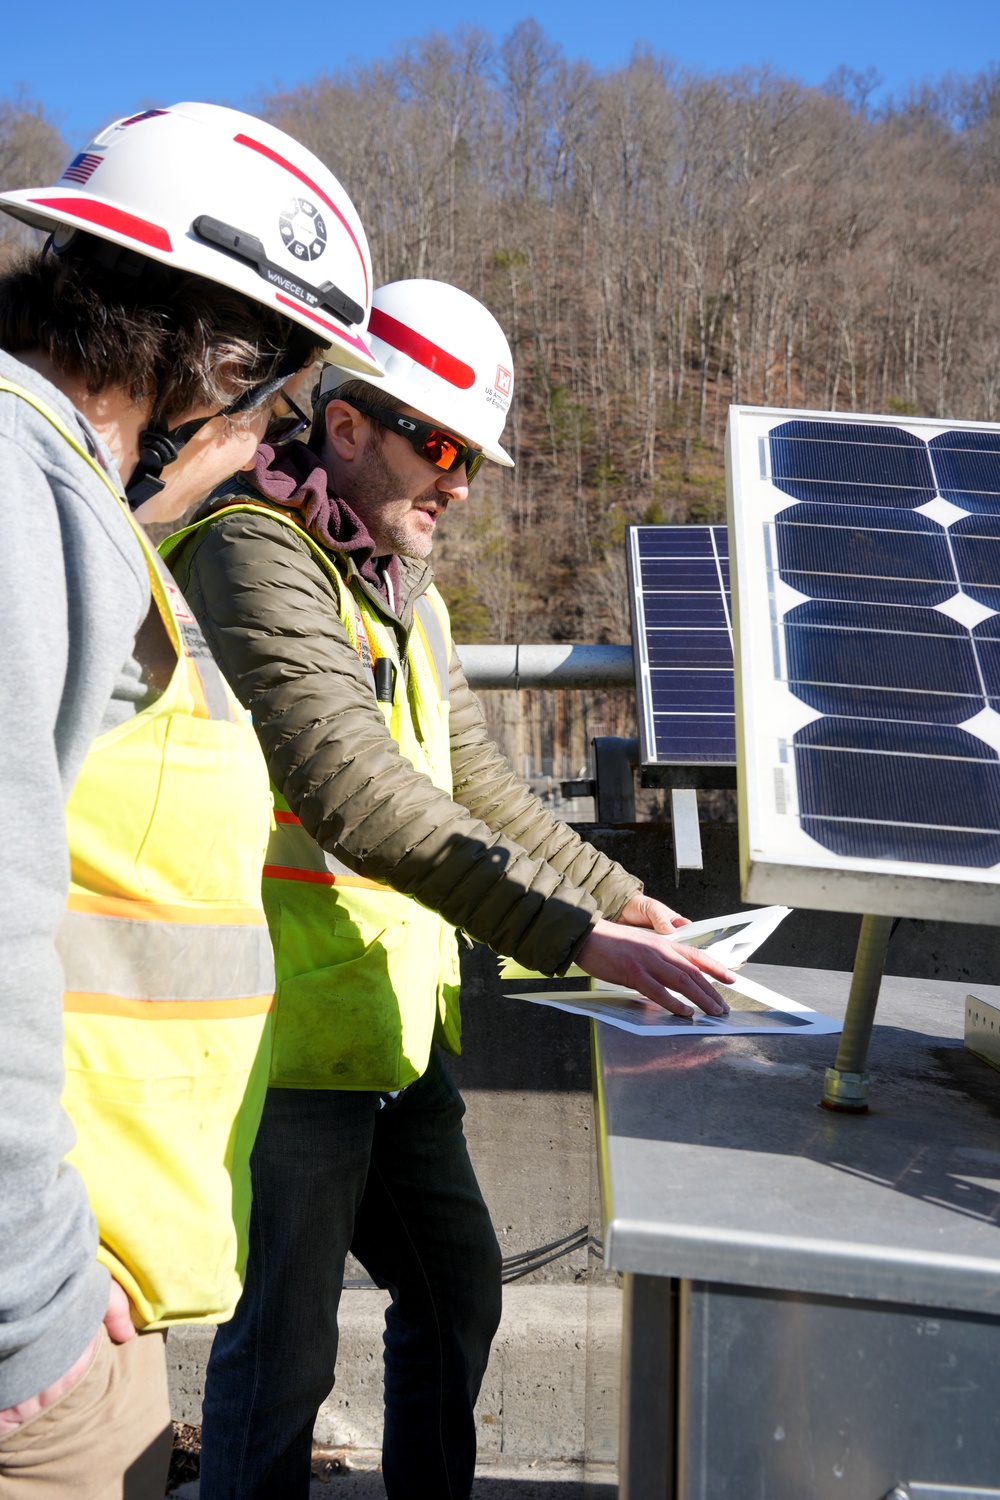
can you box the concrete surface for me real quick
[170,1455,618,1497]
[168,1285,620,1463]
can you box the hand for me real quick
[577,917,736,1018]
[615,892,690,933]
[0,1280,134,1438]
[102,1278,136,1345]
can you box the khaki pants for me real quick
[0,1327,172,1499]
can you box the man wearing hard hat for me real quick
[166,277,734,1499]
[0,102,380,1497]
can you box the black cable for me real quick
[341,1225,592,1291]
[500,1227,588,1269]
[501,1232,588,1284]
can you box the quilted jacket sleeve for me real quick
[448,651,642,918]
[170,510,600,976]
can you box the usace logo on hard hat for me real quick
[279,198,327,262]
[495,365,512,398]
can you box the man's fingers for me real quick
[576,920,735,1016]
[681,946,736,984]
[628,958,728,1016]
[617,895,689,932]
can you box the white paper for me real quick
[498,905,792,985]
[506,972,841,1039]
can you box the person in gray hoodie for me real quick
[0,102,379,1498]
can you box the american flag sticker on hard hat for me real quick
[62,153,103,186]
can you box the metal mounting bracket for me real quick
[670,788,703,882]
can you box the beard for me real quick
[349,436,444,559]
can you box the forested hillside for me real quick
[2,36,999,650]
[261,32,1000,643]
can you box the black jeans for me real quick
[199,1050,502,1500]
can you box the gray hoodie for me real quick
[0,350,150,1407]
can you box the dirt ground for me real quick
[165,1424,615,1497]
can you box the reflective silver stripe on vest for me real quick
[414,595,450,701]
[267,818,331,875]
[57,911,275,1001]
[188,652,236,723]
[152,554,236,724]
[266,819,389,885]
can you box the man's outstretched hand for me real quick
[577,913,735,1017]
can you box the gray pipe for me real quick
[455,643,633,690]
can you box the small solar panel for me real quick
[627,525,736,780]
[727,407,1000,924]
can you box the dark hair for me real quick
[309,376,400,451]
[0,233,322,423]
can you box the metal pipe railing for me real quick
[455,643,633,691]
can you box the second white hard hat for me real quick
[0,101,381,378]
[320,279,514,465]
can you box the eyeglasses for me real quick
[342,396,485,483]
[264,389,312,448]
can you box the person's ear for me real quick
[324,400,365,464]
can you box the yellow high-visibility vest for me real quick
[1,378,275,1329]
[163,504,461,1093]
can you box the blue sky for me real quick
[4,0,997,148]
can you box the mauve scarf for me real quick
[220,441,400,605]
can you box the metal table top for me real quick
[594,964,1000,1313]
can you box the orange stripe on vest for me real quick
[63,992,274,1019]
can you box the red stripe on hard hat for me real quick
[233,134,369,302]
[274,295,375,359]
[29,196,172,252]
[368,307,475,390]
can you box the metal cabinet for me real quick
[594,965,1000,1500]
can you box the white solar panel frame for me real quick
[727,404,1000,924]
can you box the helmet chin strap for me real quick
[125,335,315,510]
[125,413,217,510]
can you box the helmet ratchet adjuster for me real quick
[192,215,364,328]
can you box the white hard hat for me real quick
[320,279,514,465]
[0,102,381,378]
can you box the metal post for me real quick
[670,788,703,881]
[822,913,895,1113]
[619,1273,674,1500]
[592,737,638,823]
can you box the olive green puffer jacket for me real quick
[168,501,641,977]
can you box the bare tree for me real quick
[0,99,68,263]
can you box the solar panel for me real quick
[727,406,1000,924]
[627,524,736,785]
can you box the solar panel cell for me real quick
[973,624,1000,713]
[950,515,1000,611]
[652,716,736,760]
[792,718,1000,866]
[783,600,983,722]
[774,503,955,606]
[646,638,733,668]
[641,594,731,629]
[769,420,936,508]
[929,430,1000,513]
[649,669,735,711]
